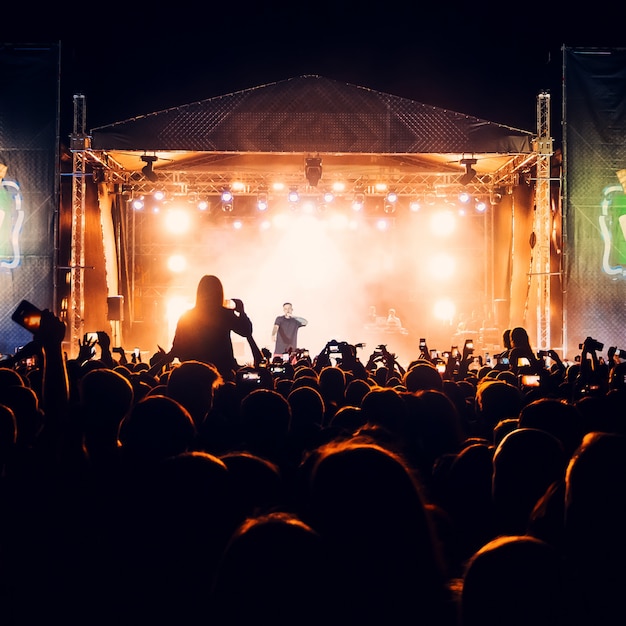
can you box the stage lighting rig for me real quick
[140,155,159,182]
[305,157,322,187]
[459,158,477,185]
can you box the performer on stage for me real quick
[386,308,402,329]
[271,302,308,358]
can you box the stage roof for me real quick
[88,75,537,196]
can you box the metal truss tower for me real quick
[532,91,553,349]
[68,94,90,355]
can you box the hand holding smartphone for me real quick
[11,300,42,333]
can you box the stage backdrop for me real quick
[564,47,626,358]
[0,43,59,356]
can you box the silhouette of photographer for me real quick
[165,275,253,381]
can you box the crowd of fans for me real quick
[0,310,624,625]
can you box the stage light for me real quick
[409,199,421,212]
[385,189,398,203]
[167,254,187,273]
[383,201,396,214]
[221,187,233,203]
[458,191,471,203]
[131,197,144,210]
[352,187,365,211]
[305,157,322,187]
[288,188,300,203]
[490,190,503,205]
[475,199,487,212]
[220,187,234,212]
[323,190,334,204]
[256,190,268,211]
[141,155,159,182]
[459,158,477,185]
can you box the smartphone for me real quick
[430,349,438,359]
[133,347,140,358]
[520,374,541,387]
[419,338,426,349]
[465,339,474,350]
[85,332,99,343]
[11,300,42,333]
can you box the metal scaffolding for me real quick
[68,94,90,355]
[532,91,554,349]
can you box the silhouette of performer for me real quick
[272,302,308,358]
[167,275,252,381]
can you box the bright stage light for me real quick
[167,254,187,273]
[376,218,389,231]
[475,199,487,212]
[352,192,365,211]
[433,298,456,322]
[166,295,193,343]
[430,210,456,237]
[256,192,268,211]
[164,209,191,235]
[131,198,144,210]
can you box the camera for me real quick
[537,350,550,358]
[11,300,42,333]
[579,337,604,352]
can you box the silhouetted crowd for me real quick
[0,312,624,626]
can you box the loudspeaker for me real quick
[107,295,124,322]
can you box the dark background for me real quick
[6,3,623,140]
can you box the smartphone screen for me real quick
[11,300,42,333]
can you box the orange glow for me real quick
[433,298,456,322]
[427,253,456,279]
[167,254,187,273]
[429,210,456,237]
[164,209,191,234]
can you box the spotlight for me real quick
[385,189,398,204]
[305,157,322,187]
[288,188,300,203]
[383,202,396,215]
[141,155,158,182]
[256,191,268,211]
[352,192,365,211]
[219,187,234,212]
[490,190,503,205]
[459,158,477,185]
